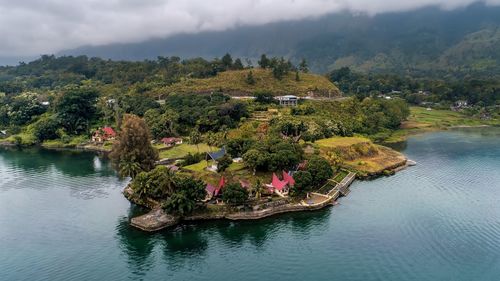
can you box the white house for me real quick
[276,95,298,107]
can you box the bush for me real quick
[181,152,205,166]
[222,183,249,205]
[32,116,60,142]
[217,154,233,172]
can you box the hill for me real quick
[61,3,500,78]
[161,69,340,97]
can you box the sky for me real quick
[1,0,500,57]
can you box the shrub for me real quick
[222,183,249,205]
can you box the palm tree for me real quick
[119,159,142,179]
[252,179,265,200]
[189,128,202,153]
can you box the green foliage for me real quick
[226,137,256,157]
[254,91,275,104]
[245,70,256,85]
[1,92,45,126]
[306,156,333,187]
[271,57,293,80]
[217,154,233,172]
[109,114,158,173]
[243,138,303,173]
[290,171,313,196]
[32,115,60,142]
[55,88,99,134]
[118,94,159,117]
[181,152,205,166]
[163,175,206,215]
[163,93,247,134]
[222,183,249,205]
[258,54,270,69]
[144,108,178,140]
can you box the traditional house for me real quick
[266,173,290,197]
[282,171,295,187]
[161,137,183,148]
[206,147,227,172]
[92,127,116,143]
[276,95,298,107]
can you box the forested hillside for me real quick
[61,3,500,78]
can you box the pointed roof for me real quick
[214,176,226,196]
[272,173,288,191]
[282,171,295,187]
[207,147,226,161]
[102,127,116,136]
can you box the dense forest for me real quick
[329,67,500,110]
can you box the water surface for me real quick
[1,128,500,281]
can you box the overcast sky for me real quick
[1,0,500,57]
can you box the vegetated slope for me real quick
[162,69,340,97]
[61,3,500,78]
[316,136,407,175]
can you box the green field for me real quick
[162,69,340,97]
[315,136,371,148]
[157,143,215,159]
[384,106,500,143]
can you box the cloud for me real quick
[1,0,499,57]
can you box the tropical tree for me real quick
[222,183,249,205]
[189,127,202,153]
[109,114,158,173]
[251,179,265,199]
[307,156,334,187]
[290,171,313,197]
[55,88,99,134]
[118,159,142,179]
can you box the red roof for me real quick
[282,171,295,187]
[214,176,226,196]
[161,137,181,144]
[102,127,116,137]
[272,173,288,191]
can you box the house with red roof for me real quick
[266,172,292,197]
[161,137,183,148]
[92,127,116,143]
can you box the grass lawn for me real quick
[183,161,208,172]
[162,69,339,97]
[384,107,500,143]
[315,136,371,148]
[333,170,349,183]
[158,143,215,159]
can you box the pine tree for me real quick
[295,70,300,81]
[258,54,270,69]
[109,114,158,176]
[245,70,256,85]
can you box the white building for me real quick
[276,95,298,107]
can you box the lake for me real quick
[1,128,500,281]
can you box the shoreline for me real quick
[126,167,413,233]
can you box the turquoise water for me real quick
[1,128,500,281]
